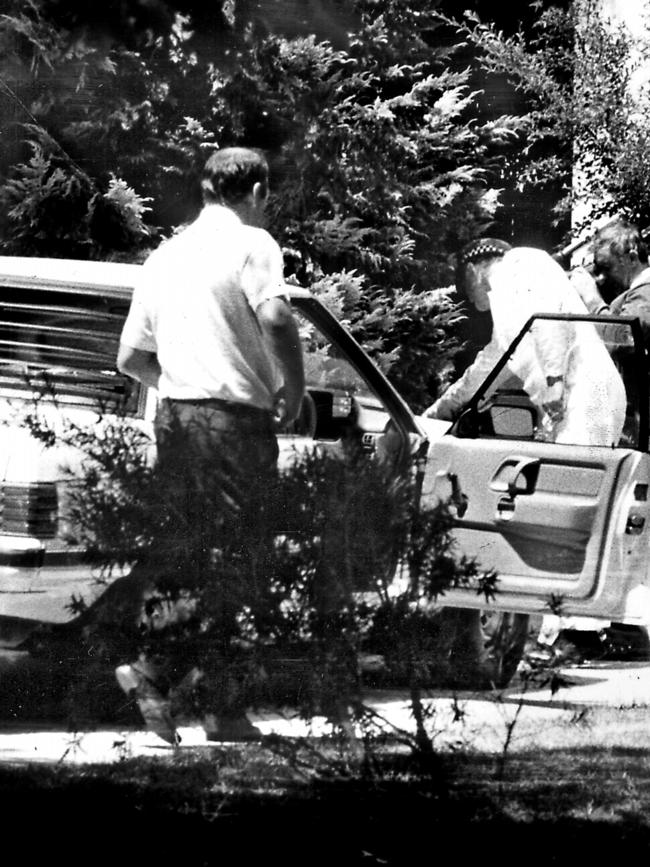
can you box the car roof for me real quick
[0,256,141,292]
[0,256,313,302]
[0,256,140,305]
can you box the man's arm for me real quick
[569,265,610,314]
[570,266,650,344]
[423,337,505,420]
[613,285,650,342]
[256,296,305,426]
[117,344,161,390]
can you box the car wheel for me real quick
[443,608,530,690]
[600,623,650,660]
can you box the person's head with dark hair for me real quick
[201,147,270,226]
[455,237,512,311]
[591,218,649,302]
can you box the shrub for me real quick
[21,409,495,755]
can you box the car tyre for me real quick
[443,608,530,690]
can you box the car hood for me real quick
[0,402,154,482]
[413,415,453,448]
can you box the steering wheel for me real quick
[283,390,318,438]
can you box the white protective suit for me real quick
[426,248,627,447]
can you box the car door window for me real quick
[457,315,647,451]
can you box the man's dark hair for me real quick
[201,147,269,205]
[593,218,649,265]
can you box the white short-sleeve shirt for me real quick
[120,205,287,407]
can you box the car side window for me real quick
[462,317,643,449]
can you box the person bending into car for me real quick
[423,238,626,447]
[116,146,305,743]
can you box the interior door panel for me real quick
[421,435,636,603]
[417,314,650,621]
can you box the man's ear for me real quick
[629,247,640,264]
[252,181,267,206]
[466,261,489,287]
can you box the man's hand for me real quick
[272,385,305,428]
[272,386,289,428]
[542,380,565,425]
[570,265,607,314]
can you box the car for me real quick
[0,257,432,656]
[0,256,648,698]
[419,310,650,676]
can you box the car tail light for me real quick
[0,483,59,537]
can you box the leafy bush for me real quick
[22,409,494,748]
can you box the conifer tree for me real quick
[0,0,526,406]
[456,0,650,239]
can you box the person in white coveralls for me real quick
[424,238,626,448]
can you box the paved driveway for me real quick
[0,658,648,765]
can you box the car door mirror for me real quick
[488,404,536,439]
[454,400,536,439]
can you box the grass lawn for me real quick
[4,704,650,865]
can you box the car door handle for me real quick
[491,457,541,497]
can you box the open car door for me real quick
[278,291,427,472]
[420,313,650,625]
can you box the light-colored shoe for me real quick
[115,664,179,745]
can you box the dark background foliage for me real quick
[0,1,647,408]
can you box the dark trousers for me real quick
[140,398,280,711]
[155,398,278,501]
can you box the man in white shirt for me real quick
[118,146,304,429]
[115,147,305,742]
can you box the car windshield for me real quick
[0,282,140,413]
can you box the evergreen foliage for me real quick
[0,0,527,408]
[6,2,647,398]
[455,0,650,238]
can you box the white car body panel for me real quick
[0,256,648,642]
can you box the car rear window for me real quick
[0,282,141,413]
